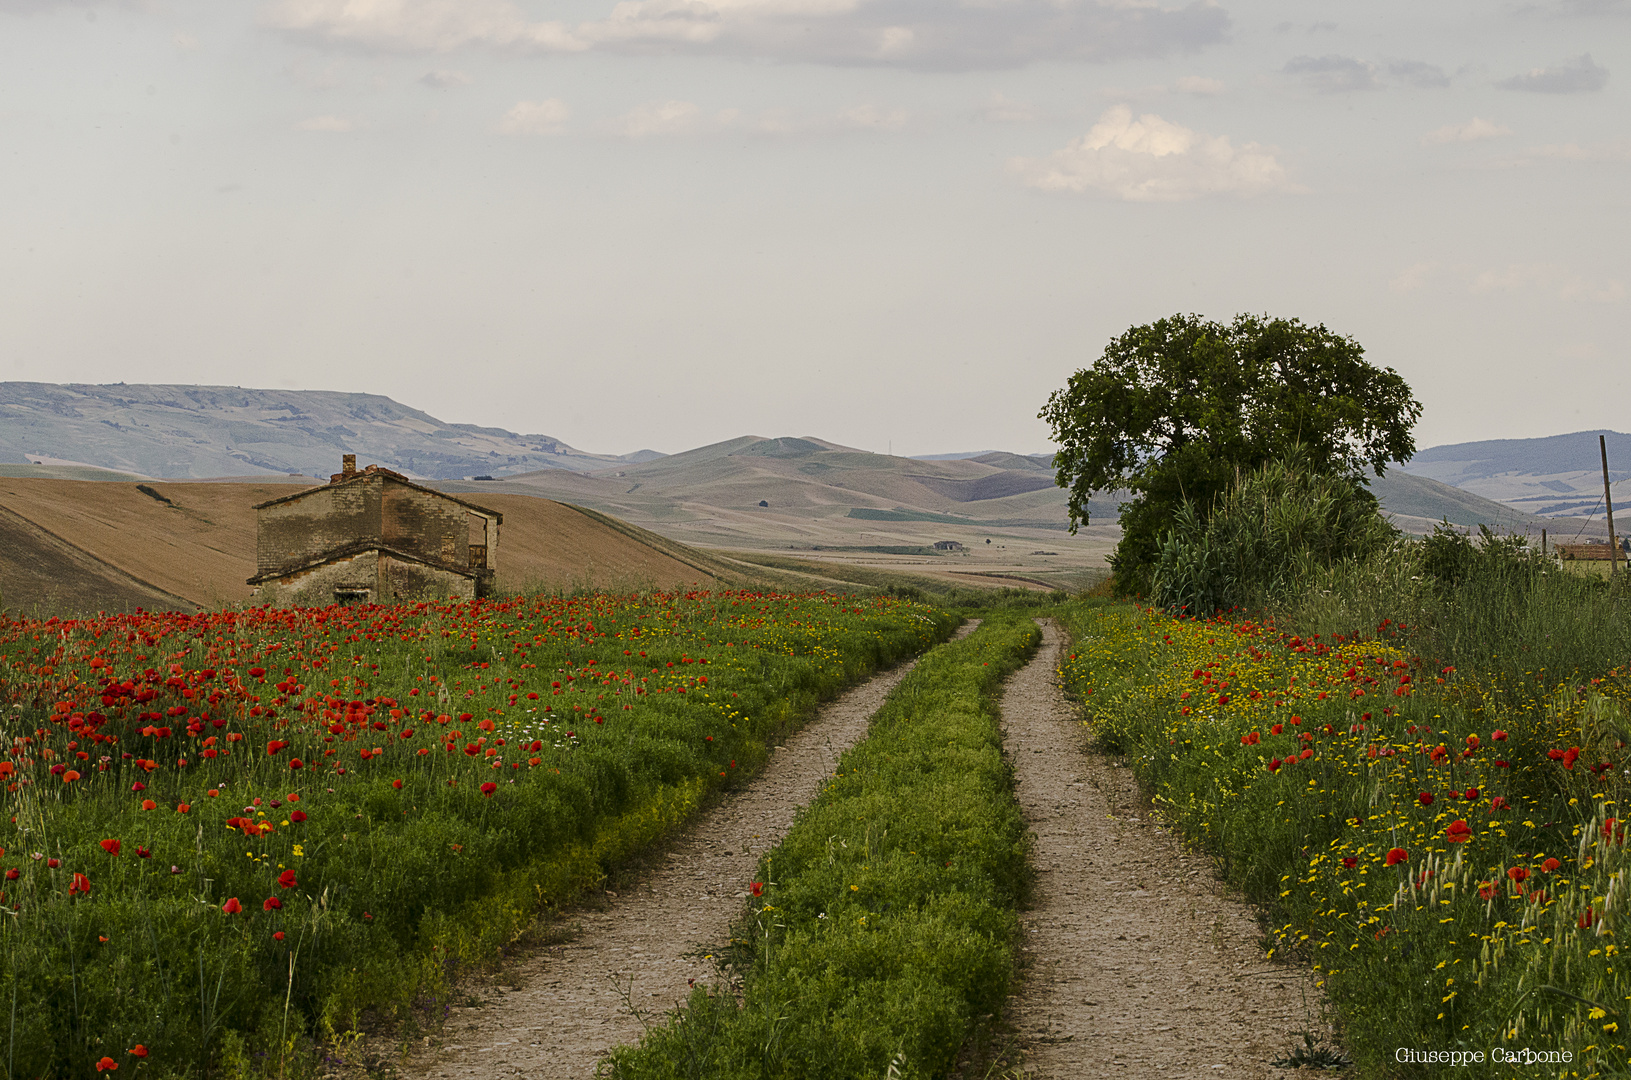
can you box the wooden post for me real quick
[1542,528,1547,556]
[1602,435,1619,575]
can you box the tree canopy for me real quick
[1039,312,1422,595]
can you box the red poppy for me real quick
[263,896,282,911]
[140,800,156,811]
[177,803,190,813]
[267,740,289,756]
[95,1057,118,1072]
[274,931,285,941]
[3,869,16,881]
[1341,857,1357,869]
[1465,734,1480,749]
[1385,848,1408,866]
[222,897,243,914]
[1507,866,1530,884]
[392,779,403,790]
[1463,787,1480,801]
[130,781,146,792]
[136,847,151,859]
[1417,792,1434,806]
[1445,819,1472,843]
[750,881,764,897]
[69,872,91,896]
[290,810,307,823]
[131,1046,148,1058]
[1478,881,1497,900]
[289,758,303,770]
[62,770,80,783]
[100,839,122,856]
[48,858,60,869]
[1564,747,1581,770]
[1542,858,1561,873]
[1490,796,1509,813]
[480,782,498,797]
[278,869,298,889]
[1267,758,1281,772]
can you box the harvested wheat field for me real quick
[0,478,727,614]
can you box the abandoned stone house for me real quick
[932,540,966,552]
[247,455,502,607]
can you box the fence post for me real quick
[1602,434,1619,576]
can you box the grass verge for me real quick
[606,615,1041,1080]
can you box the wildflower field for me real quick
[610,615,1039,1079]
[0,590,953,1078]
[1059,602,1631,1077]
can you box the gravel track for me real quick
[402,622,977,1079]
[1000,618,1335,1080]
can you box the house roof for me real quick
[252,469,503,521]
[247,538,479,586]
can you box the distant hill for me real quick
[0,383,660,480]
[1396,430,1631,520]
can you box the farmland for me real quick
[0,590,953,1077]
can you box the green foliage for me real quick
[1149,452,1399,615]
[0,593,956,1078]
[1038,312,1422,596]
[608,617,1040,1080]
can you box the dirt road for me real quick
[1000,619,1334,1079]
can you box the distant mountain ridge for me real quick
[1395,430,1631,519]
[0,383,659,480]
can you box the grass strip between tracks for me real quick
[609,614,1040,1080]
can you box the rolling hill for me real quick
[0,383,659,480]
[1395,429,1631,521]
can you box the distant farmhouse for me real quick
[932,540,966,552]
[248,455,502,606]
[1556,539,1629,578]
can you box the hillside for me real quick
[0,477,740,615]
[0,383,658,480]
[1395,430,1631,520]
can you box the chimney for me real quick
[342,454,356,476]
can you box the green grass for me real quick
[607,615,1040,1080]
[0,591,956,1078]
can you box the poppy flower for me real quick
[95,1057,118,1072]
[176,803,190,813]
[1463,787,1480,801]
[290,810,307,823]
[131,1046,148,1058]
[1385,848,1408,867]
[69,872,91,896]
[263,896,282,911]
[136,847,151,859]
[278,869,297,889]
[222,897,243,914]
[480,782,498,798]
[1478,881,1497,900]
[1492,729,1507,741]
[140,800,156,811]
[1267,758,1281,772]
[1341,857,1357,869]
[750,881,764,897]
[1490,796,1510,812]
[274,931,285,941]
[1418,792,1434,807]
[130,781,146,792]
[1445,820,1472,844]
[392,779,403,790]
[100,839,122,856]
[1542,858,1561,873]
[1507,866,1530,884]
[1563,747,1581,770]
[3,869,16,881]
[62,770,80,783]
[47,858,60,869]
[289,758,303,770]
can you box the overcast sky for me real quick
[1,0,1626,458]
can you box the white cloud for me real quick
[1011,105,1295,202]
[1283,54,1379,92]
[613,99,702,138]
[1421,117,1512,145]
[1175,75,1225,95]
[1388,60,1449,88]
[498,98,569,135]
[836,103,908,131]
[296,114,353,131]
[1497,54,1609,93]
[420,68,471,88]
[1471,263,1624,303]
[1389,262,1437,293]
[262,0,1230,71]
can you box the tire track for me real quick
[403,621,979,1079]
[1000,619,1335,1080]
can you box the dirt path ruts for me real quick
[403,622,978,1080]
[1002,619,1334,1079]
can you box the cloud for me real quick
[262,0,1230,71]
[1390,262,1438,293]
[984,93,1038,123]
[1471,263,1624,303]
[1421,117,1513,145]
[1283,54,1379,92]
[1389,60,1449,88]
[1175,75,1225,95]
[1011,105,1296,201]
[296,114,353,131]
[613,99,702,138]
[498,98,569,135]
[420,68,471,88]
[1497,53,1609,93]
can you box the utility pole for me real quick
[1602,434,1619,575]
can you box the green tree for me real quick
[1039,313,1422,596]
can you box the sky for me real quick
[0,0,1626,459]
